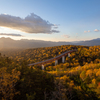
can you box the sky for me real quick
[0,0,100,42]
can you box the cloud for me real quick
[84,30,91,33]
[88,30,90,32]
[84,31,87,33]
[0,33,23,36]
[0,13,59,34]
[94,29,99,32]
[62,35,70,38]
[51,30,59,33]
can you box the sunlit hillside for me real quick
[0,0,100,100]
[0,45,100,100]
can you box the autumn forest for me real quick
[0,45,100,100]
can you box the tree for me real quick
[0,67,20,100]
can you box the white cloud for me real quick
[0,33,23,36]
[94,29,99,32]
[62,34,70,38]
[0,13,59,34]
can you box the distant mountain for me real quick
[92,38,100,41]
[0,37,100,50]
[0,37,68,49]
[72,38,100,46]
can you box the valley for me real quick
[0,45,100,100]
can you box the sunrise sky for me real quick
[0,0,100,42]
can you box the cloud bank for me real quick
[0,33,23,36]
[0,13,59,34]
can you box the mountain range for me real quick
[0,37,100,50]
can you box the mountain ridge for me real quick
[0,37,100,49]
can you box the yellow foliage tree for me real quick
[0,67,20,100]
[86,69,93,78]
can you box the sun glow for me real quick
[0,27,23,33]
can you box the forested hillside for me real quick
[0,45,100,100]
